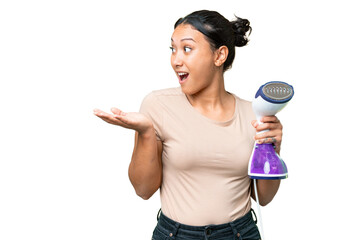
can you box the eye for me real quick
[169,46,175,53]
[184,46,192,53]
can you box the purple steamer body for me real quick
[249,143,288,180]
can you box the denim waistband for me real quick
[156,209,257,239]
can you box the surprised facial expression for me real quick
[170,24,218,95]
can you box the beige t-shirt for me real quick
[139,87,256,226]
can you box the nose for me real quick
[171,52,183,69]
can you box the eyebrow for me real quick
[171,37,196,42]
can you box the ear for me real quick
[214,46,229,67]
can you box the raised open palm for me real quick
[94,107,153,133]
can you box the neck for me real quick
[186,73,230,110]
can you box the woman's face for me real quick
[170,24,219,95]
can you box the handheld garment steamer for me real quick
[249,81,294,240]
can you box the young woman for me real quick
[94,10,283,240]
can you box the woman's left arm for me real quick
[250,116,283,206]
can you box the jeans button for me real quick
[206,229,211,235]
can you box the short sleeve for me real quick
[139,92,163,141]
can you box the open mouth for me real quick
[178,72,189,82]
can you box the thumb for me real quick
[251,120,258,128]
[111,107,125,116]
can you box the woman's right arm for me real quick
[93,107,162,200]
[129,130,162,199]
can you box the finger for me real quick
[94,110,115,120]
[256,136,280,145]
[96,114,118,125]
[254,128,282,141]
[261,116,280,123]
[111,107,125,116]
[256,122,282,132]
[113,113,131,126]
[93,108,107,117]
[94,109,122,125]
[255,120,283,143]
[264,137,277,144]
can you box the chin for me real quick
[180,85,194,95]
[180,85,204,97]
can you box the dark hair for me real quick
[174,10,252,72]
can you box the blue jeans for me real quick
[151,209,261,240]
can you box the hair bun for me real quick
[231,16,252,47]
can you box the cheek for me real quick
[198,50,215,70]
[189,52,213,71]
[192,57,215,78]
